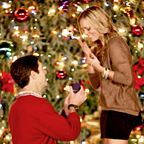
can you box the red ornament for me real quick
[56,69,66,79]
[83,0,91,2]
[80,79,86,90]
[133,57,144,90]
[0,71,14,93]
[14,8,29,21]
[127,10,134,18]
[131,25,143,36]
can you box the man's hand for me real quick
[69,86,87,106]
[63,85,87,116]
[63,93,71,116]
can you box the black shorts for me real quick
[100,110,137,140]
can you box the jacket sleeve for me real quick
[109,37,133,86]
[88,70,100,89]
[39,102,81,141]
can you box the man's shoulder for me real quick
[11,95,50,110]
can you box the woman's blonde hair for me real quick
[77,6,117,61]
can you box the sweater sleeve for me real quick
[88,71,101,89]
[39,102,81,141]
[109,37,133,86]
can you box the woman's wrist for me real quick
[101,67,114,80]
[108,70,114,80]
[88,64,95,73]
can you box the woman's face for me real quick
[80,18,101,42]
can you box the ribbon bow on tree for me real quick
[0,71,14,93]
[133,57,144,90]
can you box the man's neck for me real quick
[21,87,42,95]
[17,91,42,98]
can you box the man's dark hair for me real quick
[10,55,39,88]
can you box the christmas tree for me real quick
[0,0,144,143]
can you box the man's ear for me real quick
[30,71,37,80]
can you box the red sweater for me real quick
[8,95,81,144]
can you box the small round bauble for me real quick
[56,69,66,79]
[14,8,29,21]
[131,25,143,36]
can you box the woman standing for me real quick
[77,6,140,144]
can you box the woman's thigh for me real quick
[100,110,137,140]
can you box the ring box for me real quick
[70,83,81,93]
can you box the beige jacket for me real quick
[88,35,140,116]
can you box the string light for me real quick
[82,63,88,68]
[43,95,46,98]
[77,6,83,12]
[125,1,130,6]
[24,30,29,34]
[81,57,87,64]
[59,62,64,66]
[12,56,18,62]
[33,52,39,57]
[13,26,19,30]
[62,28,69,37]
[136,134,141,139]
[30,40,34,45]
[136,41,143,50]
[113,0,119,2]
[58,34,62,38]
[5,135,10,140]
[63,85,70,92]
[81,140,87,144]
[72,13,76,18]
[70,141,74,144]
[2,2,11,9]
[43,66,46,69]
[113,5,119,11]
[70,35,80,39]
[56,95,60,98]
[20,35,28,41]
[0,130,2,135]
[48,9,56,15]
[32,34,40,38]
[86,5,89,9]
[118,27,125,34]
[81,34,87,38]
[130,18,136,25]
[73,3,83,12]
[52,30,58,35]
[139,136,144,143]
[104,3,109,7]
[69,77,72,80]
[61,56,67,61]
[71,68,75,71]
[85,89,89,93]
[71,60,78,65]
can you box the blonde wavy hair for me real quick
[77,6,117,61]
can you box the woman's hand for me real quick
[78,39,101,72]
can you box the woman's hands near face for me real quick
[78,39,100,65]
